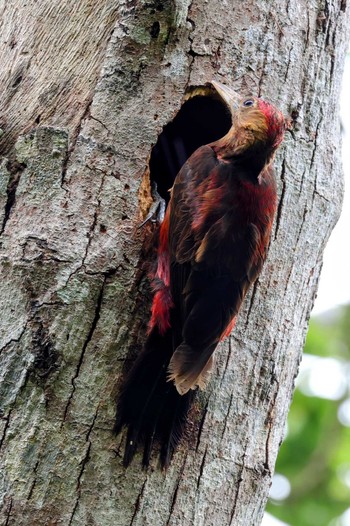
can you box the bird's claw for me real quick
[139,182,166,228]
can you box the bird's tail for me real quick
[115,327,195,468]
[167,343,215,395]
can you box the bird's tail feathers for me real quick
[115,327,194,468]
[167,343,215,395]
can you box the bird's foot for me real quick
[139,182,166,228]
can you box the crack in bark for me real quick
[221,393,234,440]
[0,409,13,452]
[284,45,293,83]
[0,160,26,236]
[86,406,99,442]
[295,204,309,246]
[61,97,93,188]
[220,337,233,388]
[229,446,247,525]
[27,460,39,501]
[129,478,147,526]
[62,279,106,421]
[308,114,324,211]
[166,455,187,524]
[309,115,323,172]
[263,422,273,478]
[196,445,208,489]
[303,9,311,54]
[4,497,13,526]
[297,168,307,197]
[76,443,92,492]
[285,0,293,25]
[323,1,332,49]
[245,280,259,327]
[68,498,79,526]
[80,169,106,266]
[263,379,279,476]
[68,409,99,525]
[329,50,336,81]
[195,402,209,452]
[273,157,287,241]
[90,115,112,134]
[184,2,196,88]
[313,188,331,203]
[282,265,293,298]
[0,323,27,356]
[257,52,268,97]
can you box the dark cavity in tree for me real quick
[149,90,231,202]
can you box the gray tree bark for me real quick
[0,1,349,525]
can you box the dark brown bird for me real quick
[115,81,288,468]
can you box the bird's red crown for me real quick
[257,99,288,149]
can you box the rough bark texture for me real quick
[0,1,349,525]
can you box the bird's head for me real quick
[211,80,288,163]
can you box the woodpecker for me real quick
[115,81,288,468]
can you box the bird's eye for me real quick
[243,99,254,107]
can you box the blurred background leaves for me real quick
[266,305,350,526]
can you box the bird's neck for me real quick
[212,136,274,183]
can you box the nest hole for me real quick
[149,87,232,202]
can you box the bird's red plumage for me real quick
[116,88,288,468]
[150,154,277,347]
[155,207,171,287]
[258,99,286,148]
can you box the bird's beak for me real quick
[210,80,241,114]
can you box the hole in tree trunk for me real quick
[149,86,232,203]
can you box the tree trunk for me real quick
[0,1,349,525]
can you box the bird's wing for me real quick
[168,145,220,329]
[167,146,271,394]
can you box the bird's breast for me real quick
[235,178,277,231]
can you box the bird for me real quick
[115,81,288,468]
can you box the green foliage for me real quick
[267,305,350,526]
